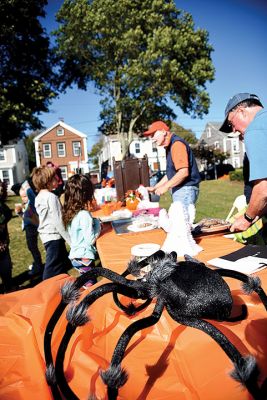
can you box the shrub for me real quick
[229,169,244,181]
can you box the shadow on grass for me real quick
[1,256,103,294]
[0,271,43,294]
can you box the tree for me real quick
[88,139,104,169]
[0,0,58,145]
[24,130,43,171]
[54,0,215,158]
[171,122,198,145]
[193,144,229,165]
[193,141,230,179]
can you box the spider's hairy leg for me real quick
[127,250,166,277]
[113,269,152,316]
[100,298,165,399]
[166,308,262,400]
[216,269,267,310]
[44,279,81,397]
[54,282,143,400]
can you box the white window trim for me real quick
[135,142,140,153]
[57,142,66,157]
[0,148,6,162]
[231,138,240,153]
[233,157,240,168]
[60,166,68,181]
[0,169,10,185]
[73,141,81,156]
[56,128,65,136]
[152,142,157,152]
[43,143,51,158]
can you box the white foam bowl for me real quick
[131,243,161,257]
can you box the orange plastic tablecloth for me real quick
[96,224,244,272]
[1,234,267,399]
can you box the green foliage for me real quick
[24,130,43,171]
[88,139,104,169]
[54,0,215,156]
[171,121,197,144]
[229,169,244,182]
[193,143,229,165]
[0,0,58,144]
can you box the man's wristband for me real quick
[243,212,254,223]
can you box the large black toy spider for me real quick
[44,250,267,400]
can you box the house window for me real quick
[233,157,240,168]
[43,143,51,158]
[152,143,157,153]
[75,167,84,174]
[0,148,5,161]
[60,166,68,181]
[57,142,66,157]
[1,170,10,185]
[73,141,81,156]
[232,139,240,153]
[57,128,64,136]
[135,143,140,154]
[214,141,220,149]
[207,127,211,138]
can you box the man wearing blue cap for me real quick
[220,93,267,232]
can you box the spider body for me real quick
[44,253,267,400]
[143,259,233,320]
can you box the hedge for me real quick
[229,168,244,181]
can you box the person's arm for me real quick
[230,179,267,232]
[48,193,71,245]
[146,175,168,192]
[155,168,189,195]
[79,212,100,247]
[154,141,189,195]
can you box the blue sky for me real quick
[39,0,267,150]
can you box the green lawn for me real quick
[4,179,244,290]
[159,179,244,221]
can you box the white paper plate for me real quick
[131,243,161,257]
[127,223,157,232]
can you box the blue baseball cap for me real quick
[219,93,263,133]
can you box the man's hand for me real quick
[155,184,169,196]
[230,215,254,232]
[146,186,155,192]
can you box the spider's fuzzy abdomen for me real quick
[167,262,233,320]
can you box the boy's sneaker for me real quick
[28,265,33,271]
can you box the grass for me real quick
[7,196,45,271]
[159,179,244,221]
[195,179,244,221]
[3,178,244,290]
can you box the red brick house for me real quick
[33,121,89,181]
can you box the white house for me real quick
[0,140,29,190]
[199,122,245,168]
[99,134,167,172]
